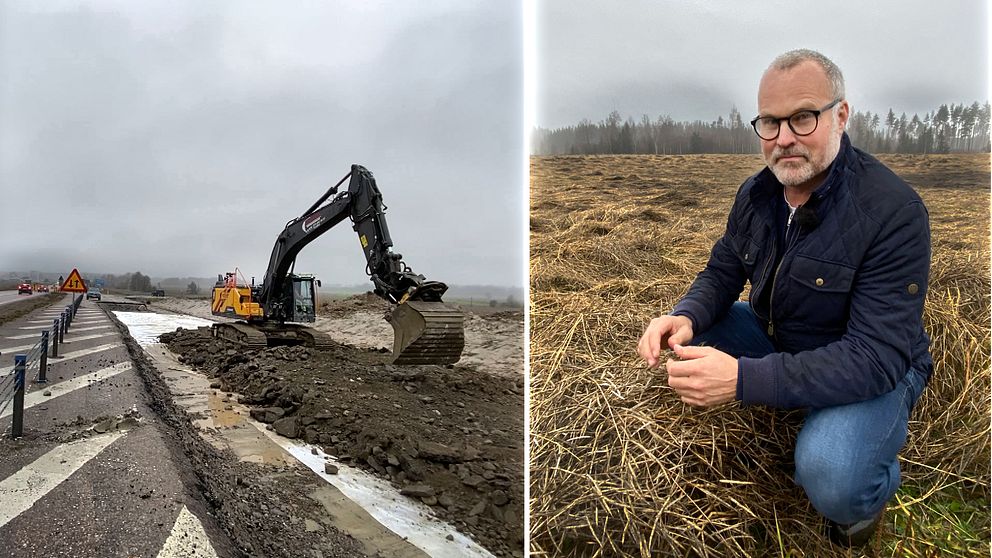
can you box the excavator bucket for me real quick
[390,301,465,365]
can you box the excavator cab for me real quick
[284,274,318,323]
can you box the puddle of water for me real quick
[207,392,243,428]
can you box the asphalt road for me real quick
[0,295,238,557]
[0,291,44,307]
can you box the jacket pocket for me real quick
[789,255,855,293]
[785,255,855,331]
[733,234,760,270]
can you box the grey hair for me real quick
[769,49,846,100]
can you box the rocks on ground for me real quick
[160,327,525,555]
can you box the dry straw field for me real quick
[529,153,990,557]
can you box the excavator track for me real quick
[212,322,268,349]
[213,322,334,349]
[390,301,465,365]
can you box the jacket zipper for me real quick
[751,236,776,322]
[767,220,801,339]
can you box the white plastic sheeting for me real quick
[114,311,215,346]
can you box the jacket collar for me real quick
[750,132,855,219]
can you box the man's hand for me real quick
[637,315,694,368]
[666,344,738,407]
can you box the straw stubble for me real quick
[529,153,990,557]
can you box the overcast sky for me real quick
[0,1,524,289]
[536,0,989,129]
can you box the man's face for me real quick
[757,61,848,190]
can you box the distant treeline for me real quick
[533,102,991,155]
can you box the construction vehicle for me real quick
[210,164,464,365]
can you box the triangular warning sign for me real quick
[60,268,88,293]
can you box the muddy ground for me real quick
[155,294,525,556]
[154,293,524,380]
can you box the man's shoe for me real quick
[828,510,883,547]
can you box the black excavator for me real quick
[210,165,464,365]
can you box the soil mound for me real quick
[318,292,392,319]
[161,327,524,556]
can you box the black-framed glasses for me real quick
[750,98,842,141]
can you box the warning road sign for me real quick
[60,269,88,293]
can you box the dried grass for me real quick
[529,154,991,557]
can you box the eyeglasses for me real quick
[750,98,842,141]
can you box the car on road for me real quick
[37,285,49,293]
[151,289,166,297]
[86,288,102,301]
[17,283,32,294]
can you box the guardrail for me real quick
[2,294,84,438]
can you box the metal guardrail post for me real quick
[59,313,66,344]
[51,320,60,358]
[12,355,25,438]
[65,305,72,327]
[38,331,49,383]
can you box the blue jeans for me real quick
[692,302,927,524]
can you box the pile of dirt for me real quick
[160,327,525,556]
[147,294,526,380]
[318,292,393,318]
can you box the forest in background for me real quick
[533,101,991,155]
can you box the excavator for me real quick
[210,164,464,365]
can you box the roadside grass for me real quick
[0,293,65,326]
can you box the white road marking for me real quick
[37,312,86,318]
[6,325,111,340]
[62,332,116,343]
[20,316,96,329]
[0,362,132,419]
[0,342,43,355]
[155,505,219,558]
[22,319,105,327]
[0,431,126,528]
[60,325,111,334]
[3,333,49,340]
[0,332,116,356]
[34,314,99,321]
[0,343,123,377]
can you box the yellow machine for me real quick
[210,271,263,320]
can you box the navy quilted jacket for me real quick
[672,134,932,409]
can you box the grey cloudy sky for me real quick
[536,0,989,128]
[1,1,524,288]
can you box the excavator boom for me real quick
[211,165,464,365]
